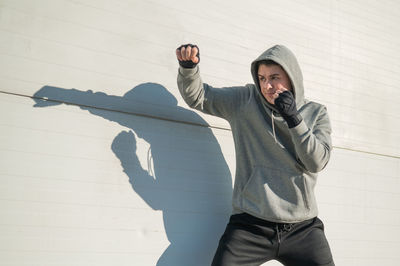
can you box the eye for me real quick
[259,76,265,82]
[271,76,279,80]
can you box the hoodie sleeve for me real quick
[177,66,249,120]
[289,106,332,173]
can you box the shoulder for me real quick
[301,99,327,112]
[300,99,330,123]
[220,83,254,99]
[243,83,257,98]
[245,83,257,91]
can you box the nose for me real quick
[261,80,273,91]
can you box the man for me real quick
[176,44,334,266]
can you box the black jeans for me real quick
[212,213,334,266]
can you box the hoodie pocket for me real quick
[240,166,311,220]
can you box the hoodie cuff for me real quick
[284,113,303,128]
[289,119,309,137]
[179,65,199,77]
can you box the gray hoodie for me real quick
[177,45,332,223]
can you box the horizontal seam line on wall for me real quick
[1,90,399,160]
[0,90,229,131]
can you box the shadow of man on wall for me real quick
[32,83,233,266]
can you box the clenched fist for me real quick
[176,44,200,68]
[275,91,302,128]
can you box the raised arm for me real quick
[275,91,332,173]
[176,44,249,120]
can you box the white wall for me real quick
[0,0,399,265]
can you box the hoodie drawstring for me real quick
[271,111,277,143]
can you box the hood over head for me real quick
[251,45,305,110]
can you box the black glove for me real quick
[274,91,302,128]
[177,44,200,69]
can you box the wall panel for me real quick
[1,0,399,265]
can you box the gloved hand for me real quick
[274,90,303,128]
[176,44,200,69]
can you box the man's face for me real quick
[257,64,292,105]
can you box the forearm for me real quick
[289,120,332,173]
[177,66,206,111]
